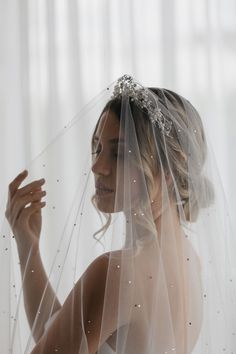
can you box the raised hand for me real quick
[5,170,46,254]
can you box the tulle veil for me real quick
[0,74,236,353]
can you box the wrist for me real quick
[17,241,40,264]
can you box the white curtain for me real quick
[0,0,236,291]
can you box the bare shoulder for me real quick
[83,250,122,291]
[30,251,124,354]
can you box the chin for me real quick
[94,194,123,213]
[94,195,114,213]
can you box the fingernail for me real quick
[19,170,27,176]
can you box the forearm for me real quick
[18,245,61,343]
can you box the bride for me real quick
[4,75,236,353]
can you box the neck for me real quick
[152,199,183,240]
[124,199,183,251]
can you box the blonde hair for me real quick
[91,88,215,242]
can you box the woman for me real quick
[3,75,236,353]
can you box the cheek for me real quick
[115,166,142,199]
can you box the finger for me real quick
[31,191,44,203]
[8,170,28,198]
[6,183,43,220]
[32,186,43,195]
[13,198,45,226]
[12,191,46,224]
[12,188,46,207]
[24,201,46,215]
[19,201,46,220]
[17,179,46,197]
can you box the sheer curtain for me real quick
[0,0,235,333]
[1,0,236,203]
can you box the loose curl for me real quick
[91,88,215,241]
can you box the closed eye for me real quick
[91,148,122,160]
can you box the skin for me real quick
[5,170,121,354]
[5,172,62,343]
[91,110,203,352]
[92,110,182,245]
[91,110,143,215]
[91,110,123,213]
[5,111,202,353]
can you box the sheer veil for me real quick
[1,75,236,353]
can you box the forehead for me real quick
[94,111,122,140]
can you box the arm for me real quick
[18,245,61,342]
[5,170,61,342]
[29,252,130,354]
[5,171,130,353]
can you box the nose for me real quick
[91,153,111,176]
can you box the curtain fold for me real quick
[0,2,235,351]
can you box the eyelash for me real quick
[91,148,120,159]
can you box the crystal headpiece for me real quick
[111,74,172,137]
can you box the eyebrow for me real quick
[93,136,125,144]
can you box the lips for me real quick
[95,182,114,192]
